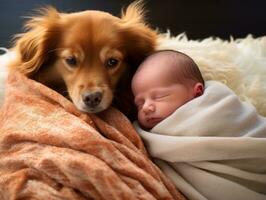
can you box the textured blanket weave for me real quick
[0,72,185,200]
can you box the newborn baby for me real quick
[132,50,204,129]
[132,50,266,200]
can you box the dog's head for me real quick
[10,1,157,113]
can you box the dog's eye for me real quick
[65,56,77,67]
[105,58,119,69]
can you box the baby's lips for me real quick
[147,117,162,124]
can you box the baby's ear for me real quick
[193,83,204,97]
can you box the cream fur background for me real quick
[0,33,266,116]
[157,33,266,116]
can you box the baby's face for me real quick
[132,66,195,129]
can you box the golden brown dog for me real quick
[9,1,157,113]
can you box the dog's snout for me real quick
[82,91,103,108]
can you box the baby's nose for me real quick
[143,102,155,114]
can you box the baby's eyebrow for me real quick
[151,88,167,94]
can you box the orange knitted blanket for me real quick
[0,72,184,200]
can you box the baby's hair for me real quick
[139,50,205,86]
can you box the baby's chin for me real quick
[139,123,154,130]
[139,118,162,130]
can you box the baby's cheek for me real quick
[137,111,143,122]
[160,102,177,117]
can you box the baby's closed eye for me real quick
[153,93,170,100]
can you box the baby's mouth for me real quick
[147,117,162,124]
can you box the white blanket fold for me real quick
[134,81,266,200]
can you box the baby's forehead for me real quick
[138,53,179,73]
[139,56,185,82]
[133,60,180,89]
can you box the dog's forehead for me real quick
[60,11,123,49]
[64,10,120,25]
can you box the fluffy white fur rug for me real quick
[0,48,13,105]
[157,33,266,116]
[0,33,266,116]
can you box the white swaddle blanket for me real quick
[134,81,266,200]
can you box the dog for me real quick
[8,1,157,114]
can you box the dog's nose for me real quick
[82,91,102,108]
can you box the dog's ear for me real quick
[114,1,157,121]
[10,7,61,75]
[120,0,157,66]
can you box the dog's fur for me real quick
[8,1,157,114]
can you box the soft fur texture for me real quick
[157,33,266,116]
[8,1,157,114]
[0,72,185,200]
